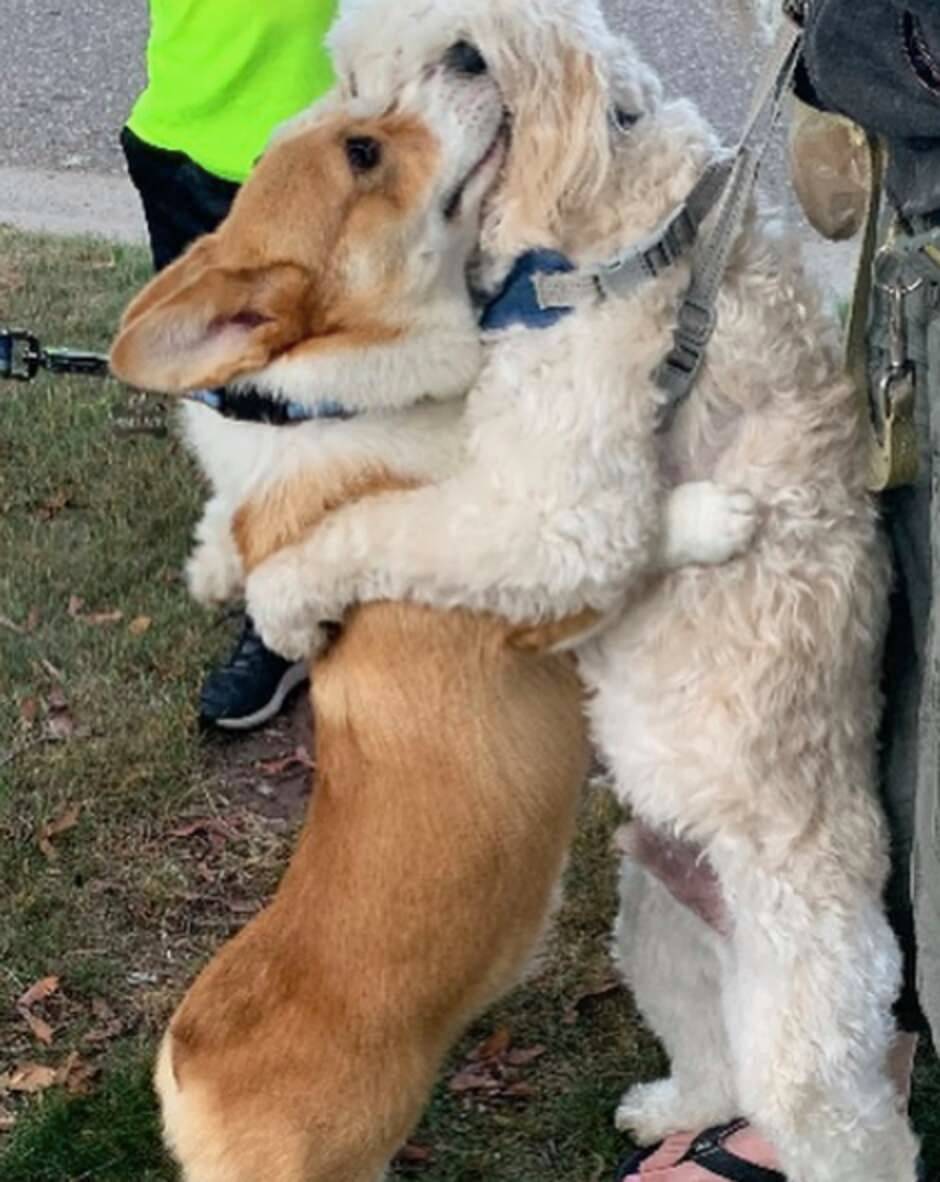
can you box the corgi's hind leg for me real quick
[612,856,738,1144]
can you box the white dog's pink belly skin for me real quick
[581,510,891,891]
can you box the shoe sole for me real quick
[210,660,310,732]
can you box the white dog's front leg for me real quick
[186,496,245,606]
[660,481,758,571]
[245,468,668,658]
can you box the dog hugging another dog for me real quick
[109,1,919,1180]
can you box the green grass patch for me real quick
[0,224,937,1180]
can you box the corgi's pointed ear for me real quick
[110,242,310,391]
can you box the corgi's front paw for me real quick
[662,482,759,570]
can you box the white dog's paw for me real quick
[615,1078,737,1145]
[245,551,334,662]
[186,541,243,606]
[662,481,759,571]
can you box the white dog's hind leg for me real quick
[612,858,738,1143]
[725,875,920,1182]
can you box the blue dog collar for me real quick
[479,249,578,334]
[187,386,357,425]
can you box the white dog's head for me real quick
[330,0,662,253]
[110,71,506,405]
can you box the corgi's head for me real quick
[110,69,506,411]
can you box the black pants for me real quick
[120,126,239,271]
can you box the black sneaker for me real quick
[199,614,309,731]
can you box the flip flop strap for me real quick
[679,1121,786,1182]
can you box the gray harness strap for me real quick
[533,6,804,430]
[654,15,804,427]
[534,156,735,310]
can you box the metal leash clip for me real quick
[0,329,43,381]
[0,327,110,381]
[869,247,922,487]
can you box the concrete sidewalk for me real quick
[0,165,146,244]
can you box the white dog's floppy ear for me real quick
[481,31,614,250]
[110,245,309,392]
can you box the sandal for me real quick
[615,1120,929,1182]
[615,1120,784,1181]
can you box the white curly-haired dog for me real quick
[242,1,918,1180]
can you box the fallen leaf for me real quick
[55,1052,97,1096]
[36,491,71,520]
[38,805,81,860]
[19,697,39,728]
[562,979,622,1025]
[17,975,59,1009]
[46,685,68,712]
[448,1067,500,1094]
[394,1142,434,1168]
[505,1045,546,1067]
[128,615,152,636]
[169,816,237,842]
[82,1017,124,1046]
[1,1062,57,1094]
[257,750,310,777]
[470,1026,512,1062]
[45,709,75,742]
[90,998,114,1022]
[83,610,123,626]
[25,606,40,632]
[18,1007,54,1046]
[39,657,66,683]
[66,595,85,618]
[503,1081,537,1100]
[0,1106,15,1132]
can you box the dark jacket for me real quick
[799,0,940,214]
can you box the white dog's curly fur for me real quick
[242,2,918,1178]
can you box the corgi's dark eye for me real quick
[444,40,487,76]
[345,136,382,173]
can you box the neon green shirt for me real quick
[128,0,338,183]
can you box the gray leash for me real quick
[653,11,804,428]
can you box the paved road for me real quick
[0,0,749,175]
[0,0,852,286]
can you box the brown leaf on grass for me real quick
[16,975,60,1009]
[448,1067,501,1094]
[128,615,152,636]
[394,1142,434,1168]
[66,595,85,618]
[25,606,41,632]
[169,816,238,843]
[0,1105,15,1132]
[38,804,81,860]
[82,1017,124,1046]
[470,1025,512,1062]
[17,1007,54,1046]
[561,979,622,1025]
[56,1052,98,1096]
[83,610,124,626]
[504,1045,546,1067]
[0,1062,57,1094]
[36,491,72,521]
[256,747,313,777]
[502,1081,537,1100]
[19,696,39,728]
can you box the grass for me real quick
[0,223,938,1180]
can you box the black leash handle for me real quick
[1,328,110,382]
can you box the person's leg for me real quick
[120,127,309,729]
